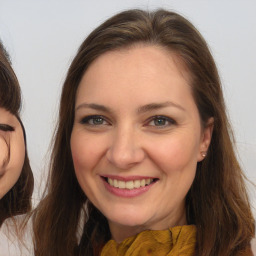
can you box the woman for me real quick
[33,9,255,255]
[0,41,34,252]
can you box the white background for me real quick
[0,0,255,204]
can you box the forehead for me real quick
[84,44,190,83]
[0,108,17,127]
[75,45,195,110]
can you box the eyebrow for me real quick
[76,101,185,113]
[0,124,15,132]
[76,103,111,112]
[137,101,185,113]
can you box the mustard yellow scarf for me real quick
[101,225,196,256]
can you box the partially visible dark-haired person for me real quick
[33,9,255,256]
[0,41,34,255]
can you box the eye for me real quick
[147,116,176,128]
[80,115,109,126]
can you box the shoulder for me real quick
[251,238,256,256]
[0,215,33,256]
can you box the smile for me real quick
[101,176,158,197]
[107,178,154,190]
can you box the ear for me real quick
[197,117,214,162]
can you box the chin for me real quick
[106,210,151,228]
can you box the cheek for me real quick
[9,128,26,180]
[70,131,105,176]
[70,131,108,202]
[147,132,200,174]
[0,136,8,174]
[71,134,92,197]
[149,135,198,206]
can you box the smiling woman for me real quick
[0,108,25,198]
[0,41,34,254]
[70,46,212,243]
[32,9,255,256]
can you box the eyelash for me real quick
[79,115,176,128]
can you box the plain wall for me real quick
[0,0,255,203]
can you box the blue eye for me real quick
[80,115,108,126]
[148,116,175,127]
[153,118,167,126]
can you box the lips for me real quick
[101,175,158,197]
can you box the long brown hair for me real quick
[0,41,34,226]
[33,9,255,255]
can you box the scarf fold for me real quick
[100,225,196,256]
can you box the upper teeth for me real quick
[107,178,153,190]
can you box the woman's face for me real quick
[71,45,212,240]
[0,108,25,199]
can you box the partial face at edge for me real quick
[71,45,213,240]
[0,108,25,199]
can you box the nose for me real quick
[106,126,145,170]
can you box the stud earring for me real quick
[201,151,207,158]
